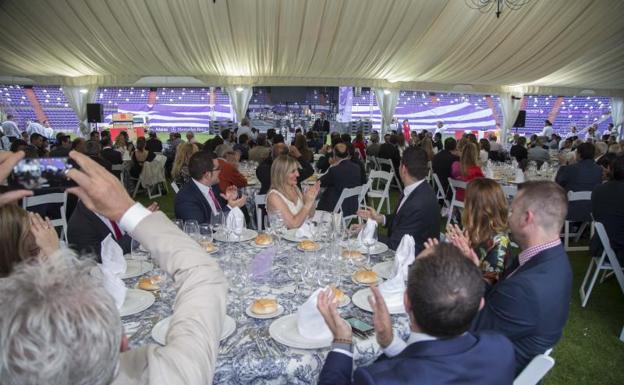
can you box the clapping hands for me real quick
[221,185,247,208]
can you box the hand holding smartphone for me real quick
[8,157,77,192]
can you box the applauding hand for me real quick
[304,182,320,205]
[357,207,384,224]
[445,224,479,267]
[317,287,352,341]
[29,213,60,257]
[368,285,394,348]
[221,185,247,208]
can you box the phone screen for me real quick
[346,317,374,334]
[9,157,76,191]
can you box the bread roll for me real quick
[255,233,273,245]
[251,298,278,315]
[341,249,363,259]
[138,276,161,291]
[354,270,378,284]
[331,287,346,303]
[200,240,217,253]
[298,240,319,250]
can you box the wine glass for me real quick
[199,223,213,251]
[183,220,200,242]
[173,219,184,230]
[232,214,245,243]
[211,211,223,240]
[131,238,150,273]
[362,226,378,267]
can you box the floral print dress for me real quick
[475,232,513,284]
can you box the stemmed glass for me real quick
[229,260,252,321]
[211,211,224,240]
[183,220,200,242]
[268,211,285,250]
[173,219,185,230]
[131,238,150,273]
[199,223,213,251]
[362,226,378,267]
[232,214,245,243]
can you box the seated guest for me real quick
[591,155,624,264]
[101,137,123,166]
[366,133,381,157]
[256,143,313,194]
[471,181,572,374]
[0,205,60,277]
[294,133,314,163]
[72,137,87,154]
[432,132,443,152]
[448,178,512,285]
[555,142,602,220]
[266,155,320,229]
[129,137,155,178]
[49,134,71,157]
[217,150,247,193]
[596,152,617,181]
[233,134,250,161]
[174,151,246,224]
[510,136,528,163]
[317,243,515,385]
[358,147,440,253]
[306,130,322,153]
[248,134,271,163]
[317,143,361,216]
[527,137,550,166]
[29,133,48,157]
[478,138,490,164]
[378,133,401,173]
[0,151,228,384]
[172,142,199,187]
[67,200,133,259]
[419,137,434,161]
[451,141,484,201]
[89,130,100,142]
[432,137,459,197]
[146,131,163,153]
[86,140,112,172]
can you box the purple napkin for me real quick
[250,246,275,281]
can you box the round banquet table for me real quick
[123,236,411,384]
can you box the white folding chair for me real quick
[432,173,450,212]
[170,181,180,194]
[111,164,125,185]
[255,194,266,231]
[333,185,363,228]
[365,155,378,174]
[22,192,68,241]
[563,191,593,251]
[132,156,168,199]
[513,350,555,385]
[375,157,402,192]
[579,221,624,307]
[446,178,467,228]
[365,170,393,214]
[620,325,624,342]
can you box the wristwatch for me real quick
[332,338,353,353]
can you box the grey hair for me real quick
[0,249,121,385]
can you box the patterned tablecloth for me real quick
[124,237,410,384]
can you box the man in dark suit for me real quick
[317,243,515,385]
[49,134,72,157]
[174,151,246,224]
[432,137,459,196]
[313,112,330,134]
[256,143,313,195]
[358,147,440,253]
[591,155,624,263]
[85,140,112,172]
[510,136,528,163]
[471,181,572,374]
[146,131,163,153]
[377,134,401,176]
[555,142,602,222]
[316,143,362,216]
[67,200,133,260]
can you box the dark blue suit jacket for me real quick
[318,332,515,385]
[472,244,572,374]
[555,159,602,221]
[382,181,440,253]
[173,180,227,224]
[317,160,362,216]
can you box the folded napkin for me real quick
[393,234,415,280]
[297,288,333,341]
[378,273,405,310]
[484,166,494,179]
[296,220,314,240]
[515,168,525,183]
[511,159,519,168]
[357,218,377,246]
[226,207,245,239]
[250,246,275,282]
[99,234,127,310]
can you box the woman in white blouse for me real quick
[266,155,320,229]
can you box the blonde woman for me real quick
[451,141,484,201]
[266,155,320,229]
[172,142,198,186]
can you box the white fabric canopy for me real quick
[226,86,253,123]
[62,86,97,136]
[374,89,399,135]
[0,0,623,95]
[500,92,524,145]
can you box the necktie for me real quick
[208,188,222,211]
[110,220,123,240]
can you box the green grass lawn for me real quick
[137,188,624,385]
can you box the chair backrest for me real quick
[255,194,267,231]
[22,192,68,237]
[368,170,393,187]
[566,190,592,222]
[567,190,592,202]
[170,181,180,193]
[513,354,555,385]
[448,178,467,195]
[502,185,518,199]
[594,221,624,293]
[432,173,447,199]
[375,157,395,172]
[333,185,363,214]
[111,164,124,172]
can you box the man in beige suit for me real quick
[0,151,228,385]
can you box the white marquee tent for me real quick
[0,0,623,136]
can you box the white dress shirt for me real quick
[2,120,20,137]
[382,330,438,357]
[541,125,553,138]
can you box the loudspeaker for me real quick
[513,110,526,128]
[86,103,103,123]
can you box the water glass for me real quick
[199,223,213,249]
[173,219,185,230]
[362,228,378,267]
[211,211,224,238]
[131,238,150,271]
[183,220,200,241]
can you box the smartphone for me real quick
[8,157,76,191]
[346,317,374,335]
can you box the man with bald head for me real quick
[317,143,361,216]
[256,142,313,194]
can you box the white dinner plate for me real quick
[372,261,395,280]
[120,258,154,279]
[120,289,155,317]
[214,229,258,243]
[152,315,236,345]
[283,229,302,242]
[352,288,406,315]
[269,314,333,349]
[245,304,285,319]
[342,242,389,255]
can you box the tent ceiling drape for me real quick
[0,0,623,95]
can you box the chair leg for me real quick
[446,205,454,228]
[579,256,602,308]
[385,194,391,214]
[620,326,624,342]
[376,197,384,214]
[564,221,570,250]
[132,180,141,198]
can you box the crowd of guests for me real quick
[0,116,622,384]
